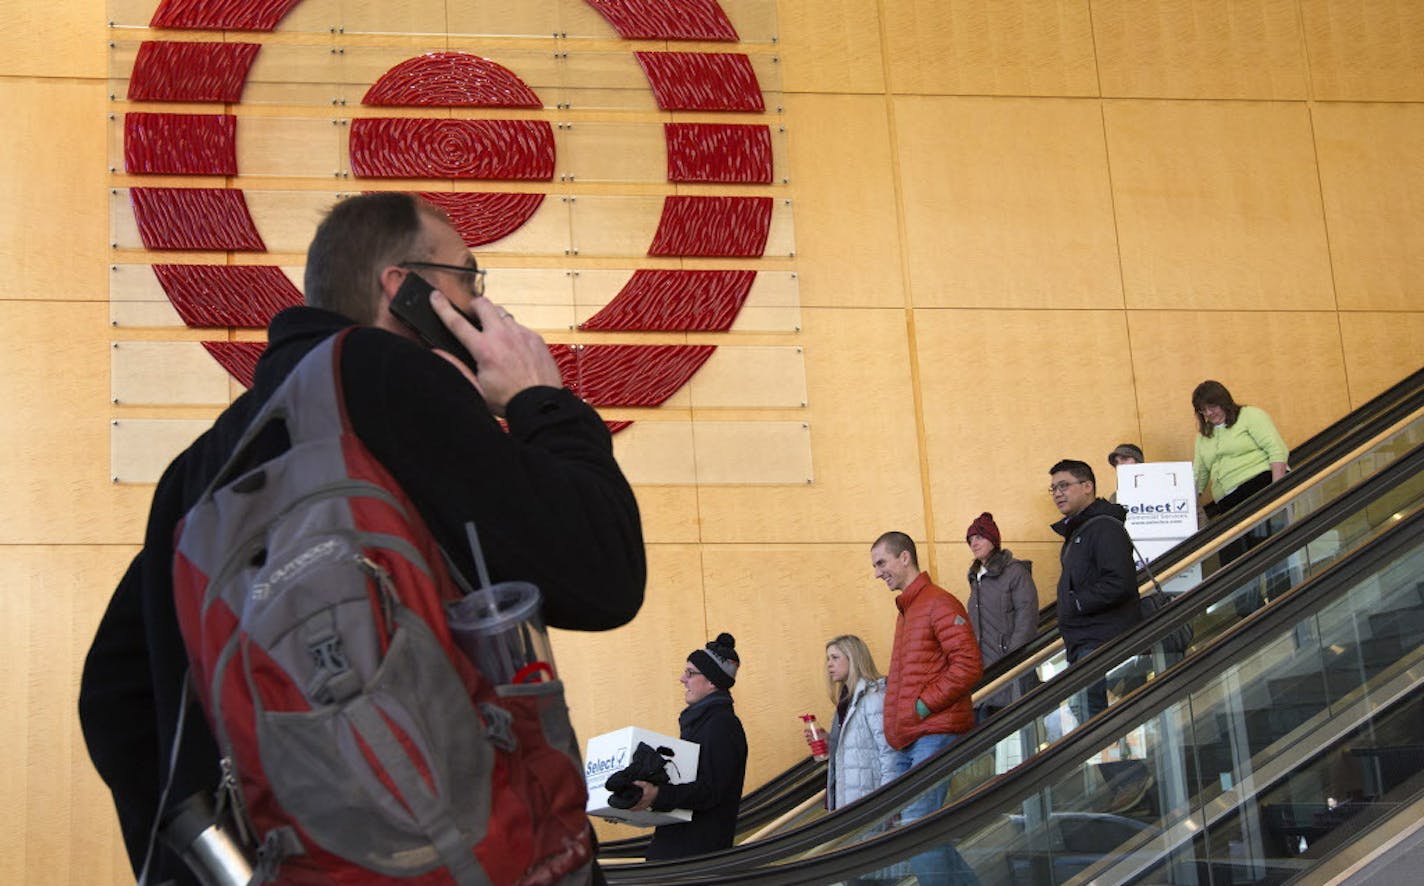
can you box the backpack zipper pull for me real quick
[356,555,397,631]
[219,755,255,848]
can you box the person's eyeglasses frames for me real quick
[1048,480,1086,494]
[401,260,487,297]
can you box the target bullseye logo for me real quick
[118,0,787,438]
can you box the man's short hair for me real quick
[872,531,918,569]
[1050,459,1096,488]
[303,192,448,324]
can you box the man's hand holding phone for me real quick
[429,291,563,416]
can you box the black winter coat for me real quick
[645,691,748,860]
[78,307,646,882]
[1052,498,1142,657]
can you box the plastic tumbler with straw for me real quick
[444,522,555,684]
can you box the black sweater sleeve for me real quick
[340,328,646,631]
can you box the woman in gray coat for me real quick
[965,513,1040,721]
[823,635,898,810]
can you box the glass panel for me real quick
[335,0,449,37]
[934,531,1424,886]
[1046,459,1424,757]
[623,455,1424,883]
[447,0,566,39]
[720,0,781,45]
[1187,412,1424,585]
[560,122,667,184]
[107,0,159,29]
[237,117,345,179]
[243,44,348,108]
[979,412,1424,715]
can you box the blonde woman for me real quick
[823,635,899,810]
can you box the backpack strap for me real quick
[198,330,353,501]
[1062,514,1163,594]
[1060,514,1123,566]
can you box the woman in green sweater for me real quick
[1192,379,1289,566]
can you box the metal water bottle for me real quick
[160,792,255,886]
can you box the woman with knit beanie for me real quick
[632,633,749,860]
[964,513,1040,722]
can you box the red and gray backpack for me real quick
[171,330,592,885]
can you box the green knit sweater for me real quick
[1193,405,1289,500]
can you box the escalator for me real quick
[599,367,1424,860]
[602,429,1424,883]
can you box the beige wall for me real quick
[3,0,1422,877]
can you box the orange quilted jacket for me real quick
[883,573,983,750]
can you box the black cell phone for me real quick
[388,271,481,373]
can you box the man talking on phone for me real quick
[79,192,646,884]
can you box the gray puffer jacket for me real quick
[967,548,1039,710]
[825,677,898,810]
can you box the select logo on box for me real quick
[586,749,630,781]
[1126,500,1191,515]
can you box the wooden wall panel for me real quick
[782,93,904,308]
[0,0,106,78]
[0,80,108,299]
[689,347,806,408]
[775,0,886,94]
[334,0,449,37]
[236,117,346,180]
[720,0,781,44]
[1313,102,1424,312]
[882,0,1099,97]
[110,419,214,485]
[1126,310,1351,467]
[624,490,699,552]
[696,308,926,543]
[895,95,1122,309]
[1338,314,1424,408]
[112,342,233,406]
[443,0,589,39]
[699,543,901,789]
[1092,0,1307,100]
[1105,100,1335,311]
[0,301,150,545]
[0,545,135,885]
[1301,0,1424,101]
[109,264,306,330]
[5,2,1422,880]
[916,309,1140,545]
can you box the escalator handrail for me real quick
[972,394,1424,702]
[1117,380,1424,587]
[603,442,1424,880]
[1289,364,1424,467]
[1011,364,1424,648]
[705,505,1424,885]
[599,369,1424,861]
[597,759,827,857]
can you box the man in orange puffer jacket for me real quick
[871,531,983,884]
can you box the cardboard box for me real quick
[584,726,700,827]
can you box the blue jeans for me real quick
[891,733,980,885]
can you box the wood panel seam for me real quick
[875,0,935,573]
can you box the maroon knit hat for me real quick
[966,512,1001,549]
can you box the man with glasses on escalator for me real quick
[1049,459,1143,726]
